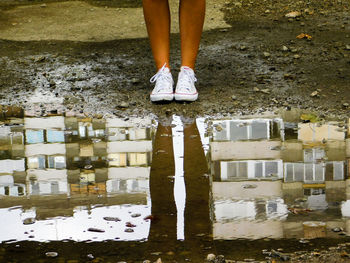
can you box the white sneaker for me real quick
[150,63,174,102]
[174,66,198,102]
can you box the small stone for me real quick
[40,3,47,7]
[143,261,151,263]
[253,87,260,92]
[131,213,141,218]
[346,45,350,50]
[215,255,226,263]
[261,88,270,94]
[299,239,310,243]
[103,216,121,222]
[131,78,140,84]
[310,91,319,97]
[87,254,94,259]
[282,46,289,51]
[125,222,136,228]
[293,54,301,59]
[124,228,134,233]
[23,218,35,225]
[332,227,343,232]
[240,45,247,50]
[265,9,270,14]
[206,253,216,262]
[343,103,349,108]
[118,102,129,108]
[244,259,255,262]
[285,11,301,18]
[263,52,271,58]
[45,252,58,258]
[151,252,162,256]
[231,95,237,100]
[155,258,162,263]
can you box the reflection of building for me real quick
[210,116,349,240]
[0,110,154,242]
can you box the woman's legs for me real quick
[179,0,206,69]
[143,0,171,70]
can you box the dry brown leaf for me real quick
[296,33,312,40]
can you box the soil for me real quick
[0,0,349,120]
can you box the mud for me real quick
[0,0,349,120]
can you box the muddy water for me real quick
[0,106,349,262]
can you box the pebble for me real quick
[343,103,349,108]
[310,91,319,97]
[118,101,129,108]
[346,45,350,50]
[293,54,301,59]
[87,254,94,259]
[131,213,141,218]
[263,52,271,58]
[23,218,35,225]
[45,252,58,258]
[285,11,301,18]
[124,228,134,233]
[282,45,289,51]
[206,253,216,261]
[332,227,343,232]
[261,88,270,94]
[143,261,151,263]
[231,95,237,100]
[240,45,247,50]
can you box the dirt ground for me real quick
[0,0,349,120]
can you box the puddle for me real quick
[0,106,349,262]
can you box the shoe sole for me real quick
[150,93,174,102]
[174,93,198,102]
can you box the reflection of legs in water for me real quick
[148,122,177,243]
[183,120,211,253]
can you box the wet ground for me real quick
[0,0,350,262]
[0,0,349,118]
[0,105,350,262]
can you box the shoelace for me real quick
[150,63,173,93]
[177,68,197,92]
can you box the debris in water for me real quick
[87,228,105,233]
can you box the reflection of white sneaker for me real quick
[174,66,198,102]
[150,63,174,102]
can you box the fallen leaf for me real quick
[300,113,319,123]
[296,33,312,40]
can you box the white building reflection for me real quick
[0,110,154,242]
[210,116,349,240]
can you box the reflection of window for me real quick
[284,163,325,183]
[26,130,44,144]
[213,120,272,141]
[221,160,282,181]
[128,153,148,166]
[47,130,65,143]
[129,128,149,140]
[27,156,46,169]
[48,156,66,169]
[108,153,127,167]
[333,162,344,180]
[108,128,127,141]
[304,148,325,163]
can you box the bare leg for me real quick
[179,0,206,69]
[143,0,171,70]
